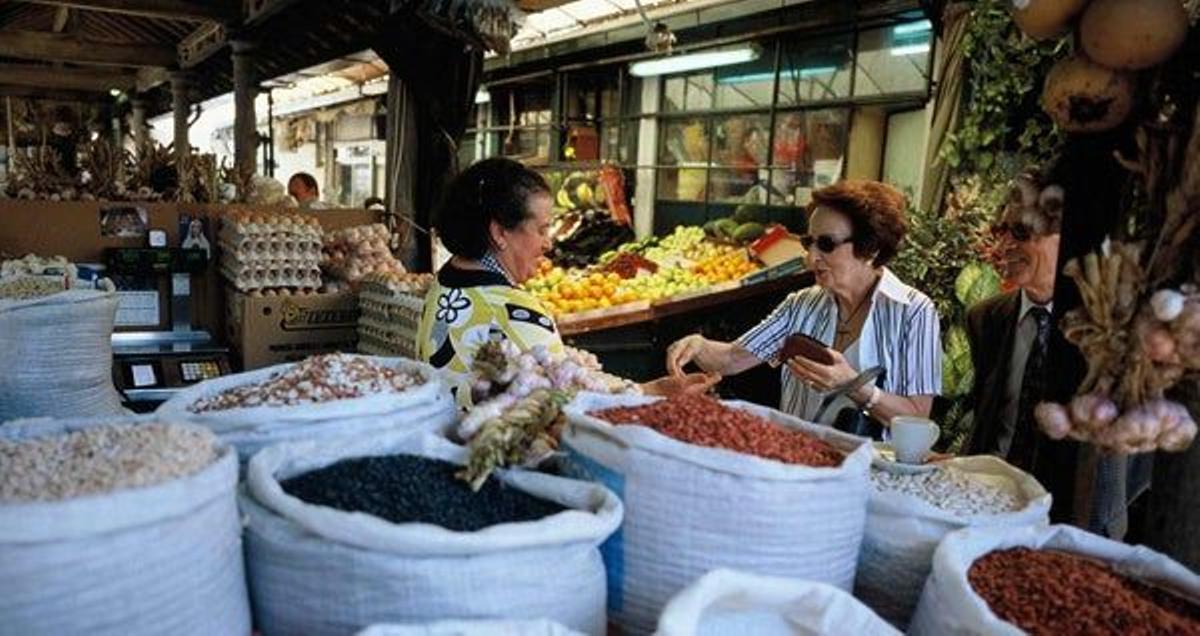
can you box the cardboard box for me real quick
[226,289,360,370]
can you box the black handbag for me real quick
[815,367,888,441]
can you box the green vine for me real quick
[940,0,1068,192]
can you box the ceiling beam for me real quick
[0,30,176,67]
[0,83,112,103]
[0,63,136,92]
[136,66,170,93]
[14,0,240,23]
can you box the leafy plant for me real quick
[940,0,1067,204]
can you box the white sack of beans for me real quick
[357,619,583,636]
[156,354,456,464]
[561,392,872,635]
[241,431,623,636]
[0,290,126,420]
[909,524,1200,636]
[656,569,899,636]
[854,455,1050,629]
[0,417,248,636]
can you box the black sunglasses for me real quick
[800,233,854,254]
[992,222,1034,243]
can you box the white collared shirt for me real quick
[734,267,943,423]
[995,290,1054,455]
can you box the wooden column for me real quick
[231,39,258,176]
[130,96,148,148]
[170,70,191,164]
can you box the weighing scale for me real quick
[107,247,233,412]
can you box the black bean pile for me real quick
[280,454,567,532]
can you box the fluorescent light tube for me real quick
[475,88,491,104]
[630,46,760,77]
[894,20,932,35]
[890,43,930,56]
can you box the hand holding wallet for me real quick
[780,333,835,365]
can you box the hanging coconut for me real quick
[1041,53,1136,132]
[1011,0,1091,41]
[1080,0,1189,71]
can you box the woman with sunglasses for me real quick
[666,179,942,429]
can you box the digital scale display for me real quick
[130,364,158,388]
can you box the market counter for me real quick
[560,271,815,408]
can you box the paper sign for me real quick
[131,364,156,388]
[115,290,160,327]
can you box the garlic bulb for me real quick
[1151,289,1185,321]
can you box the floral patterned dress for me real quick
[416,263,563,406]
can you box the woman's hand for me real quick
[666,334,710,376]
[785,348,859,392]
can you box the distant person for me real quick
[287,172,328,210]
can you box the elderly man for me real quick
[965,169,1142,537]
[288,172,329,210]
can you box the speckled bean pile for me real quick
[189,353,425,412]
[0,423,218,502]
[870,466,1024,516]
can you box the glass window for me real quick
[457,132,476,169]
[777,34,853,106]
[663,73,715,112]
[713,47,777,110]
[657,119,711,201]
[768,108,849,206]
[855,20,932,97]
[711,113,770,202]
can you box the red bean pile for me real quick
[589,394,844,467]
[968,547,1200,636]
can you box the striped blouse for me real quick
[734,267,942,423]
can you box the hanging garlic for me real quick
[1151,289,1186,321]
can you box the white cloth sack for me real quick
[656,569,899,636]
[242,431,623,636]
[855,456,1050,628]
[357,619,584,636]
[909,523,1200,636]
[0,417,249,635]
[0,290,125,420]
[157,355,456,463]
[561,392,872,635]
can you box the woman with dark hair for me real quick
[666,179,942,429]
[418,157,715,404]
[417,158,558,400]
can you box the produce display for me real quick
[357,271,435,358]
[0,423,217,502]
[968,547,1200,635]
[280,454,565,532]
[219,212,323,292]
[323,223,407,283]
[188,353,425,412]
[457,340,638,489]
[523,224,764,318]
[589,394,844,467]
[869,466,1025,516]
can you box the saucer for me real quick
[871,442,939,474]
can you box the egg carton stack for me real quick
[219,213,324,292]
[323,223,406,284]
[357,272,434,358]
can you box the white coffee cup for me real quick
[890,416,940,464]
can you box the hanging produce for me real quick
[1010,0,1090,40]
[456,340,639,489]
[1040,53,1136,133]
[1079,0,1189,71]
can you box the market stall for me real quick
[3,0,1200,635]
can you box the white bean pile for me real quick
[870,466,1025,516]
[0,423,217,502]
[188,353,425,412]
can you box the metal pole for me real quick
[231,39,259,177]
[5,97,14,175]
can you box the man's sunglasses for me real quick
[992,222,1035,243]
[799,234,854,253]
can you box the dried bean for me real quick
[589,394,843,467]
[189,354,424,412]
[0,423,217,502]
[969,547,1200,636]
[281,454,566,532]
[870,466,1025,516]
